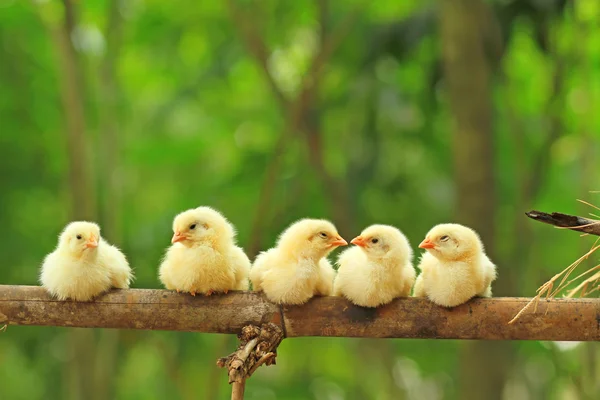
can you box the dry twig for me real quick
[217,323,284,399]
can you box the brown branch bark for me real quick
[231,383,245,400]
[217,323,284,400]
[247,353,276,376]
[2,286,599,341]
[526,210,600,236]
[217,324,283,382]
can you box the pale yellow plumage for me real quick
[159,206,250,295]
[413,223,497,307]
[334,225,415,307]
[250,219,347,305]
[40,221,133,301]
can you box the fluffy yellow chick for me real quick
[334,224,415,307]
[40,221,133,301]
[250,219,347,305]
[159,206,250,296]
[413,223,497,307]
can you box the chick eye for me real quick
[319,232,328,238]
[440,235,450,242]
[76,235,82,240]
[190,224,197,230]
[371,238,379,244]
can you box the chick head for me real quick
[171,206,235,248]
[59,221,101,256]
[278,219,347,259]
[418,223,482,261]
[351,224,412,261]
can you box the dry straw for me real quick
[509,199,600,324]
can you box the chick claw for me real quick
[223,289,229,295]
[190,291,196,296]
[205,290,214,296]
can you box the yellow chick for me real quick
[250,219,347,305]
[40,221,133,301]
[334,224,415,307]
[159,206,250,296]
[413,223,497,307]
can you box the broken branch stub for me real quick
[217,323,284,384]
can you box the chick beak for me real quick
[418,238,436,249]
[85,235,99,249]
[350,236,367,247]
[330,236,348,247]
[171,231,186,244]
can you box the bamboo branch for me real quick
[526,210,600,236]
[1,286,599,341]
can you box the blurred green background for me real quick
[1,0,599,399]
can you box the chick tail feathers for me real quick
[401,275,415,297]
[478,285,492,298]
[111,268,132,289]
[158,261,174,291]
[412,274,426,297]
[332,276,343,297]
[231,246,251,290]
[249,250,274,291]
[480,258,497,297]
[315,259,336,296]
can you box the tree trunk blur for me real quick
[92,1,124,399]
[576,11,599,400]
[54,0,95,221]
[49,1,97,399]
[439,1,512,399]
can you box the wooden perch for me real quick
[217,323,284,399]
[1,285,599,341]
[526,210,600,236]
